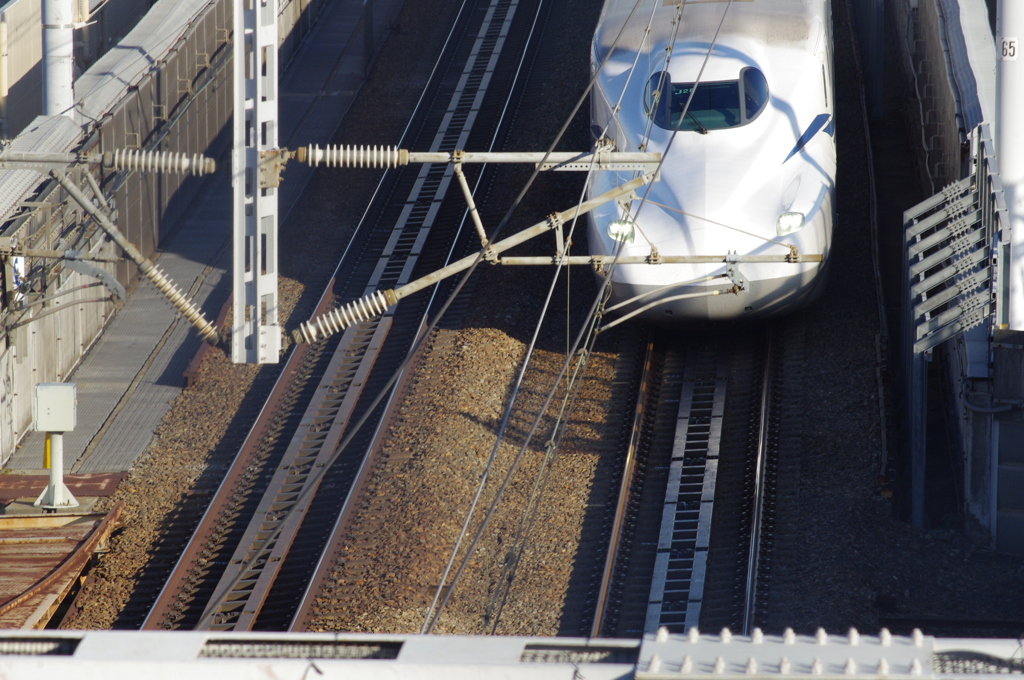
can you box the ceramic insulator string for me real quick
[293,290,393,344]
[302,144,408,169]
[105,149,216,175]
[143,264,219,342]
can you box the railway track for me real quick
[143,0,559,632]
[591,322,803,638]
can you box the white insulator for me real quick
[713,657,726,674]
[648,654,661,673]
[911,628,924,647]
[655,626,669,643]
[744,658,758,674]
[107,149,216,176]
[815,628,827,645]
[811,658,823,675]
[720,628,732,643]
[783,628,796,644]
[879,628,892,647]
[295,290,391,343]
[751,628,764,644]
[844,658,857,676]
[144,264,218,342]
[848,628,860,646]
[687,627,700,643]
[303,144,405,169]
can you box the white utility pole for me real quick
[41,0,75,117]
[232,0,281,363]
[33,383,78,511]
[997,0,1024,328]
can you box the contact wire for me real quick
[418,0,653,634]
[424,0,735,633]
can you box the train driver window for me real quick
[645,69,765,132]
[740,67,769,122]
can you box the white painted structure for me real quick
[40,0,74,117]
[31,382,78,509]
[0,630,1021,678]
[997,0,1024,329]
[232,0,281,363]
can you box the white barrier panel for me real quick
[997,0,1024,329]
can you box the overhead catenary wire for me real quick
[441,6,664,631]
[421,0,735,633]
[418,0,665,634]
[192,0,482,630]
[194,0,731,632]
[195,0,626,630]
[422,0,670,632]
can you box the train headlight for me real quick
[776,211,805,236]
[607,218,635,244]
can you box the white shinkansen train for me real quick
[587,0,835,321]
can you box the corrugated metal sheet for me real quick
[0,505,122,629]
[0,472,124,501]
[0,115,80,224]
[75,0,217,124]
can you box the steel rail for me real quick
[146,0,531,631]
[642,342,727,635]
[0,503,124,620]
[198,0,524,628]
[195,0,524,626]
[139,0,476,628]
[590,340,655,638]
[742,328,775,634]
[289,0,557,629]
[140,288,337,630]
[141,0,476,631]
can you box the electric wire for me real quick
[478,13,669,626]
[194,0,616,630]
[419,0,672,631]
[421,0,735,633]
[195,0,728,632]
[417,0,655,634]
[191,0,478,628]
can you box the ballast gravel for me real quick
[61,0,1024,638]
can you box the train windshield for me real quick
[645,68,768,131]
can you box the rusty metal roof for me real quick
[0,503,123,629]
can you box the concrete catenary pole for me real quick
[41,0,75,117]
[997,0,1024,328]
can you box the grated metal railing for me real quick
[901,123,1009,528]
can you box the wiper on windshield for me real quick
[685,109,709,134]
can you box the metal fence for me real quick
[902,123,1009,528]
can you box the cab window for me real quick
[645,67,768,131]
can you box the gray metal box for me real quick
[34,383,77,432]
